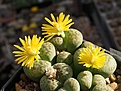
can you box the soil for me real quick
[15,74,40,91]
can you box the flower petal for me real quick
[13,35,44,69]
[42,12,74,41]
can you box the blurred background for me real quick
[0,0,121,89]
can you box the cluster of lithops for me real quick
[13,12,117,91]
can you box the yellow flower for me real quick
[13,35,44,69]
[42,12,74,41]
[78,44,107,69]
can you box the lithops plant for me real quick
[95,53,117,78]
[77,44,107,70]
[73,48,87,77]
[77,70,92,90]
[81,40,95,48]
[40,66,62,91]
[57,78,80,91]
[92,83,107,91]
[57,87,67,91]
[75,42,117,77]
[106,85,114,91]
[92,82,114,91]
[92,74,106,87]
[13,12,118,91]
[53,63,73,83]
[39,42,56,63]
[64,28,83,54]
[23,60,51,82]
[57,51,73,65]
[40,76,62,91]
[63,78,80,91]
[49,36,65,51]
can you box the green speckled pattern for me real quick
[65,28,83,54]
[23,60,51,82]
[77,71,92,90]
[39,42,56,62]
[64,78,80,91]
[92,84,107,91]
[57,87,67,91]
[92,74,106,87]
[73,48,87,77]
[50,36,65,51]
[53,63,73,83]
[57,51,73,65]
[40,76,62,91]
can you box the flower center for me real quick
[53,22,61,32]
[26,46,37,56]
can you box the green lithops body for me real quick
[50,36,65,51]
[96,53,117,78]
[23,60,51,82]
[64,78,80,91]
[57,51,73,65]
[81,40,95,48]
[39,42,56,62]
[77,70,92,90]
[53,63,73,83]
[92,74,106,87]
[73,48,87,77]
[57,87,67,91]
[40,76,62,91]
[65,28,83,54]
[92,84,107,91]
[106,85,114,91]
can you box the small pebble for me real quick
[15,83,22,91]
[108,82,118,90]
[109,74,116,82]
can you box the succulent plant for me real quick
[57,51,73,65]
[64,78,80,91]
[81,40,95,48]
[23,60,51,82]
[73,48,87,77]
[92,85,114,91]
[39,42,56,63]
[93,53,117,78]
[65,28,83,54]
[77,70,92,90]
[57,87,67,91]
[92,74,106,87]
[106,85,114,91]
[53,63,73,83]
[40,76,62,91]
[92,83,107,91]
[13,12,118,91]
[49,36,65,51]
